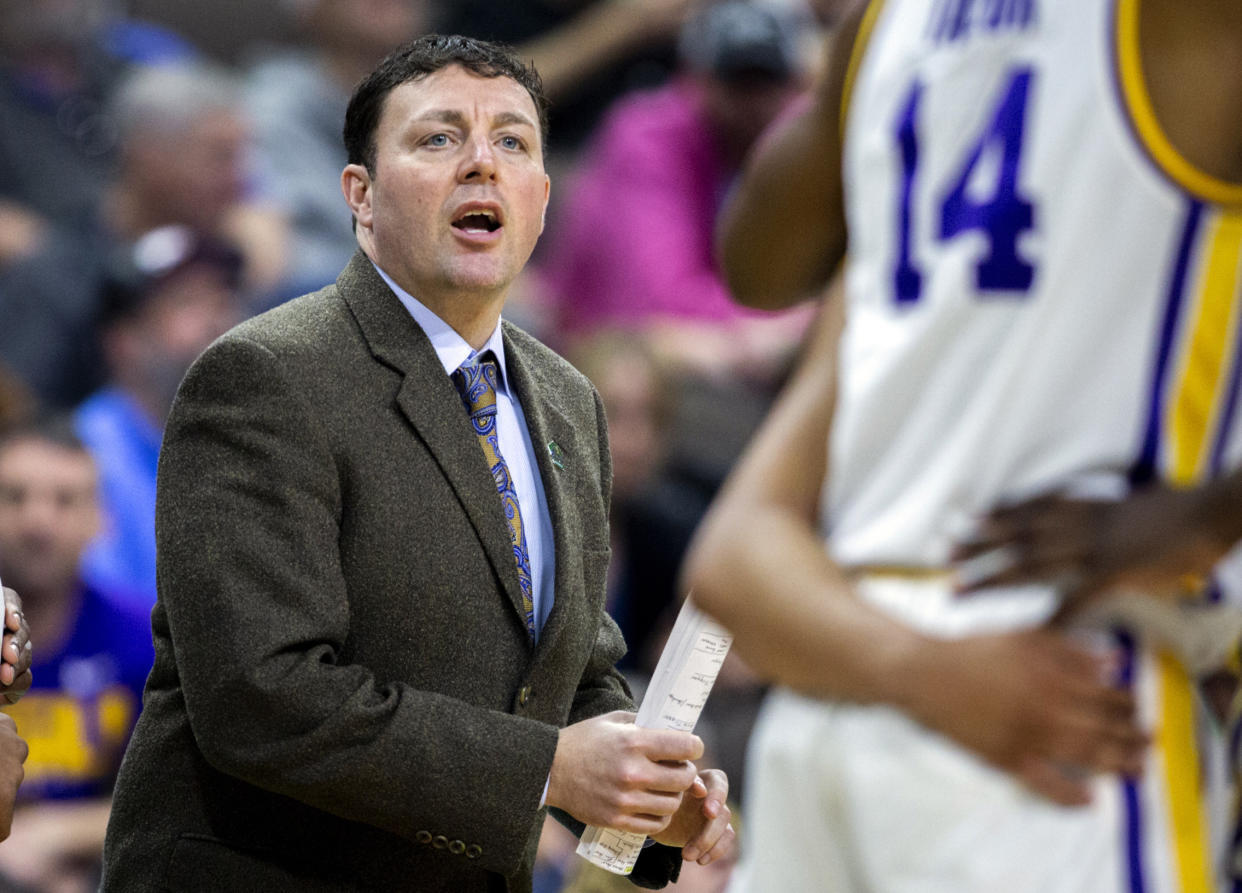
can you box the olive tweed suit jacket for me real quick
[101,252,667,891]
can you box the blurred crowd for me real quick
[0,0,849,889]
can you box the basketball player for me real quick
[685,0,1242,890]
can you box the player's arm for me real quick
[713,1,866,310]
[682,281,918,700]
[684,284,1147,806]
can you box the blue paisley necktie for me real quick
[452,352,536,638]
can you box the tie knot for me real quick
[453,351,501,416]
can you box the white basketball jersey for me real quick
[827,0,1242,569]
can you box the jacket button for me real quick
[449,839,466,855]
[432,835,449,850]
[517,685,531,707]
[415,830,432,845]
[466,844,483,859]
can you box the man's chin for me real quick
[443,263,515,297]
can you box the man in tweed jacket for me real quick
[101,35,732,892]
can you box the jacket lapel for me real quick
[337,252,532,639]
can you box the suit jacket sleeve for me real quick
[156,332,560,876]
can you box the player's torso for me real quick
[829,0,1242,566]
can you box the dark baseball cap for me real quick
[678,1,802,83]
[100,225,244,325]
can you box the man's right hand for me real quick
[546,711,703,835]
[898,629,1148,807]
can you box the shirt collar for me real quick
[372,261,511,393]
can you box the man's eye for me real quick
[499,136,523,151]
[426,133,450,147]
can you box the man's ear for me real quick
[342,164,373,229]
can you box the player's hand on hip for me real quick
[1,588,32,703]
[547,710,703,835]
[900,630,1147,807]
[652,767,735,866]
[952,484,1233,619]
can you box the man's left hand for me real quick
[650,768,734,866]
[1,588,32,703]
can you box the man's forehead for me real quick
[386,66,539,127]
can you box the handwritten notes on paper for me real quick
[575,599,733,875]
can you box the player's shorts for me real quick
[728,575,1231,893]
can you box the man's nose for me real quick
[459,136,497,182]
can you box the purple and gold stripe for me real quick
[1165,212,1242,485]
[1116,630,1147,893]
[1127,195,1240,892]
[1131,201,1203,486]
[1155,651,1212,892]
[1115,636,1215,893]
[1132,202,1242,488]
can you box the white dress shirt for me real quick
[374,264,556,640]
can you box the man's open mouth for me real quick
[452,209,501,234]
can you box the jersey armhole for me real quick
[1113,0,1242,207]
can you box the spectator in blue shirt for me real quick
[76,226,245,608]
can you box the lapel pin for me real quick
[547,441,566,470]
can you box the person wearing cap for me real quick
[537,0,813,379]
[100,35,733,892]
[534,1,815,679]
[74,226,246,609]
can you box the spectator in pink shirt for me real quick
[538,0,813,382]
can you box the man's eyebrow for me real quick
[414,109,469,127]
[493,111,537,131]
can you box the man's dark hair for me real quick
[344,34,550,174]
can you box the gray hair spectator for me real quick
[0,60,277,407]
[108,63,247,237]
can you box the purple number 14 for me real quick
[893,67,1037,304]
